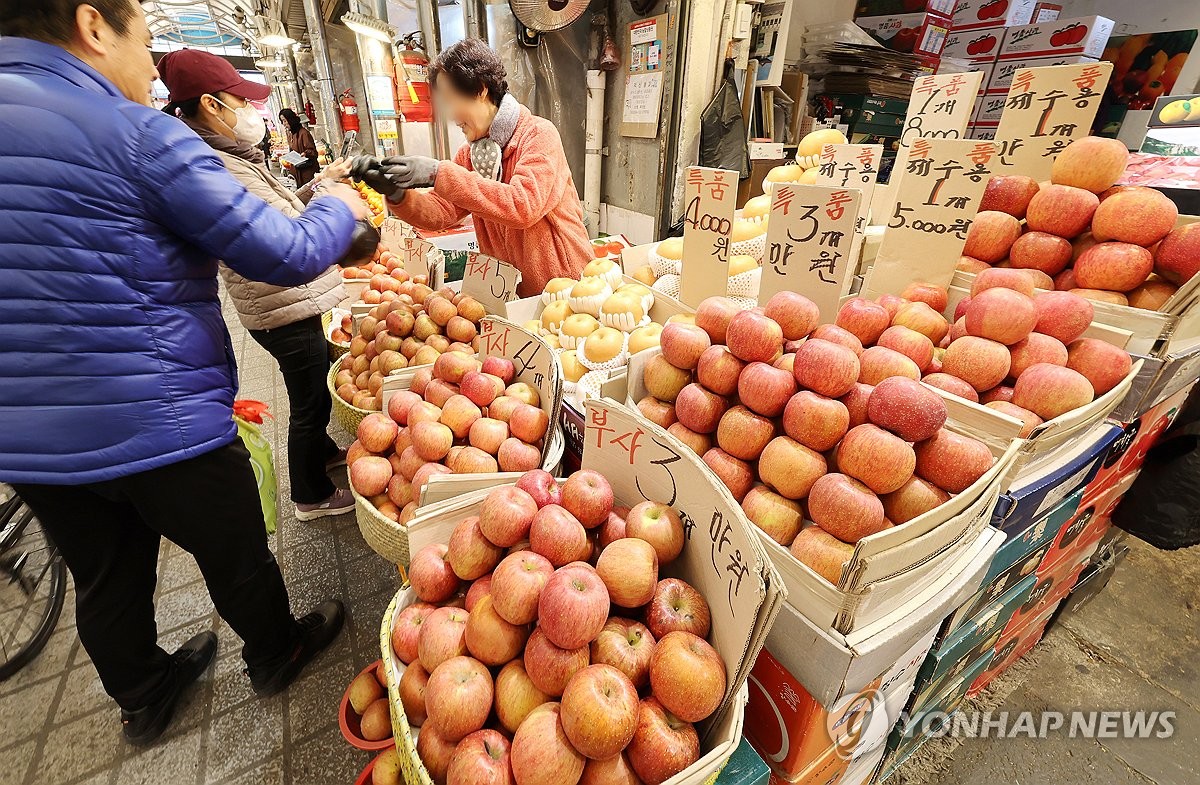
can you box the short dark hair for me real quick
[0,0,135,43]
[429,38,508,107]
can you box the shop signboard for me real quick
[678,166,737,308]
[992,61,1113,180]
[758,183,862,321]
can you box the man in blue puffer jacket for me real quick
[0,0,367,744]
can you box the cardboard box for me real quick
[1031,2,1062,23]
[973,91,1007,123]
[942,25,1005,63]
[910,573,1037,710]
[717,738,772,785]
[985,54,1097,94]
[747,629,931,779]
[1110,344,1200,422]
[1043,470,1136,573]
[750,526,1002,709]
[950,0,1036,32]
[945,487,1084,631]
[750,142,787,160]
[998,16,1114,60]
[1093,381,1195,491]
[884,649,991,770]
[396,399,785,785]
[991,422,1123,534]
[1004,545,1093,631]
[857,13,952,58]
[855,0,956,18]
[968,597,1061,694]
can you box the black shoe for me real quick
[247,600,345,698]
[121,631,218,745]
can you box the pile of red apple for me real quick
[333,285,487,412]
[635,292,1003,585]
[390,469,727,785]
[347,353,550,524]
[338,244,400,283]
[962,135,1199,309]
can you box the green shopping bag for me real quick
[234,400,278,535]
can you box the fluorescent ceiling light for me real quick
[255,15,294,47]
[342,12,394,43]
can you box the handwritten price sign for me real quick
[477,316,560,460]
[866,138,997,297]
[462,252,522,315]
[678,166,737,308]
[993,62,1113,180]
[759,184,862,320]
[816,144,882,274]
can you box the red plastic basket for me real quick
[339,659,395,751]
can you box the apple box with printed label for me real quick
[942,25,1006,63]
[854,0,956,18]
[1043,471,1134,572]
[985,54,1097,94]
[856,13,951,57]
[1091,381,1195,493]
[1110,348,1200,423]
[950,0,1036,32]
[998,15,1114,60]
[968,598,1060,695]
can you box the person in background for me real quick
[352,38,591,297]
[158,48,362,521]
[257,119,273,162]
[0,0,369,744]
[280,106,319,186]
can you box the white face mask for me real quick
[212,96,267,147]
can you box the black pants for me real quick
[14,442,299,712]
[249,315,340,505]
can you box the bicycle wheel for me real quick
[0,494,68,681]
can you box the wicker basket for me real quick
[327,360,375,436]
[353,428,566,567]
[380,587,740,785]
[322,310,350,363]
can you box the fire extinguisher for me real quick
[303,100,316,126]
[394,45,433,123]
[338,89,361,134]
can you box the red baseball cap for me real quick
[157,48,273,105]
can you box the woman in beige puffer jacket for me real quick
[169,89,357,522]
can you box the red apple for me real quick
[488,395,522,423]
[491,551,554,626]
[643,354,691,403]
[561,470,614,528]
[538,563,610,649]
[513,469,561,509]
[840,382,875,427]
[789,526,854,584]
[598,506,629,550]
[792,339,861,398]
[835,298,891,345]
[922,372,979,402]
[1091,188,1177,247]
[494,660,550,735]
[636,396,677,429]
[914,429,994,493]
[412,543,462,603]
[387,390,423,425]
[759,436,827,500]
[625,502,685,564]
[1070,288,1129,306]
[807,473,886,544]
[942,336,1011,391]
[858,345,921,385]
[626,698,699,785]
[811,323,864,355]
[837,424,915,495]
[877,325,935,371]
[419,606,470,673]
[717,404,777,461]
[1012,363,1095,419]
[461,371,501,408]
[482,357,516,385]
[391,601,437,664]
[702,447,755,502]
[1154,223,1200,285]
[465,594,528,667]
[782,391,849,452]
[351,455,393,497]
[1033,291,1094,344]
[742,484,803,545]
[694,296,741,344]
[1010,231,1073,276]
[764,291,820,340]
[591,618,656,690]
[580,754,641,785]
[1066,338,1132,396]
[881,476,951,524]
[738,361,797,418]
[725,310,784,364]
[900,283,949,313]
[596,537,659,608]
[446,729,513,785]
[448,516,505,581]
[510,703,585,785]
[980,385,1014,404]
[1051,136,1128,193]
[425,655,493,742]
[645,578,711,640]
[648,631,725,726]
[1025,184,1098,239]
[418,724,459,784]
[867,376,947,442]
[510,403,549,444]
[469,417,510,456]
[659,323,711,370]
[963,211,1022,263]
[561,665,640,760]
[970,266,1036,298]
[530,505,590,567]
[523,628,590,697]
[498,438,542,473]
[358,412,399,453]
[667,422,712,456]
[1074,242,1154,292]
[479,486,539,547]
[1009,333,1068,377]
[891,302,949,345]
[674,383,729,435]
[399,661,429,726]
[980,175,1039,218]
[1129,279,1178,310]
[985,401,1044,437]
[966,287,1037,345]
[465,575,492,612]
[695,345,746,397]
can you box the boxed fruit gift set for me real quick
[378,398,785,785]
[346,317,565,566]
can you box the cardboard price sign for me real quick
[379,217,415,253]
[993,62,1113,181]
[900,72,986,148]
[866,138,998,297]
[462,252,522,314]
[581,398,775,713]
[759,184,862,320]
[678,166,737,308]
[816,144,882,212]
[476,317,561,458]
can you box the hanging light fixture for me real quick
[341,12,395,43]
[255,14,295,48]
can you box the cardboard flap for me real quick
[581,399,780,722]
[341,279,368,306]
[419,472,529,507]
[462,252,522,314]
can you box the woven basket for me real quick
[380,586,738,785]
[322,310,350,363]
[354,428,566,567]
[327,360,374,436]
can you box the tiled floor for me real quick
[0,290,1196,785]
[0,293,400,785]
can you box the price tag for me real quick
[816,144,882,273]
[759,184,862,321]
[379,217,414,254]
[866,138,997,298]
[476,317,560,457]
[462,252,522,314]
[678,166,737,308]
[899,72,985,149]
[993,62,1113,181]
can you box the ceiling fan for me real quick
[508,0,589,47]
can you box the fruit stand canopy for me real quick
[142,0,257,49]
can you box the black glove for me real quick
[379,155,440,189]
[350,155,402,198]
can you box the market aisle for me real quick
[0,292,400,785]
